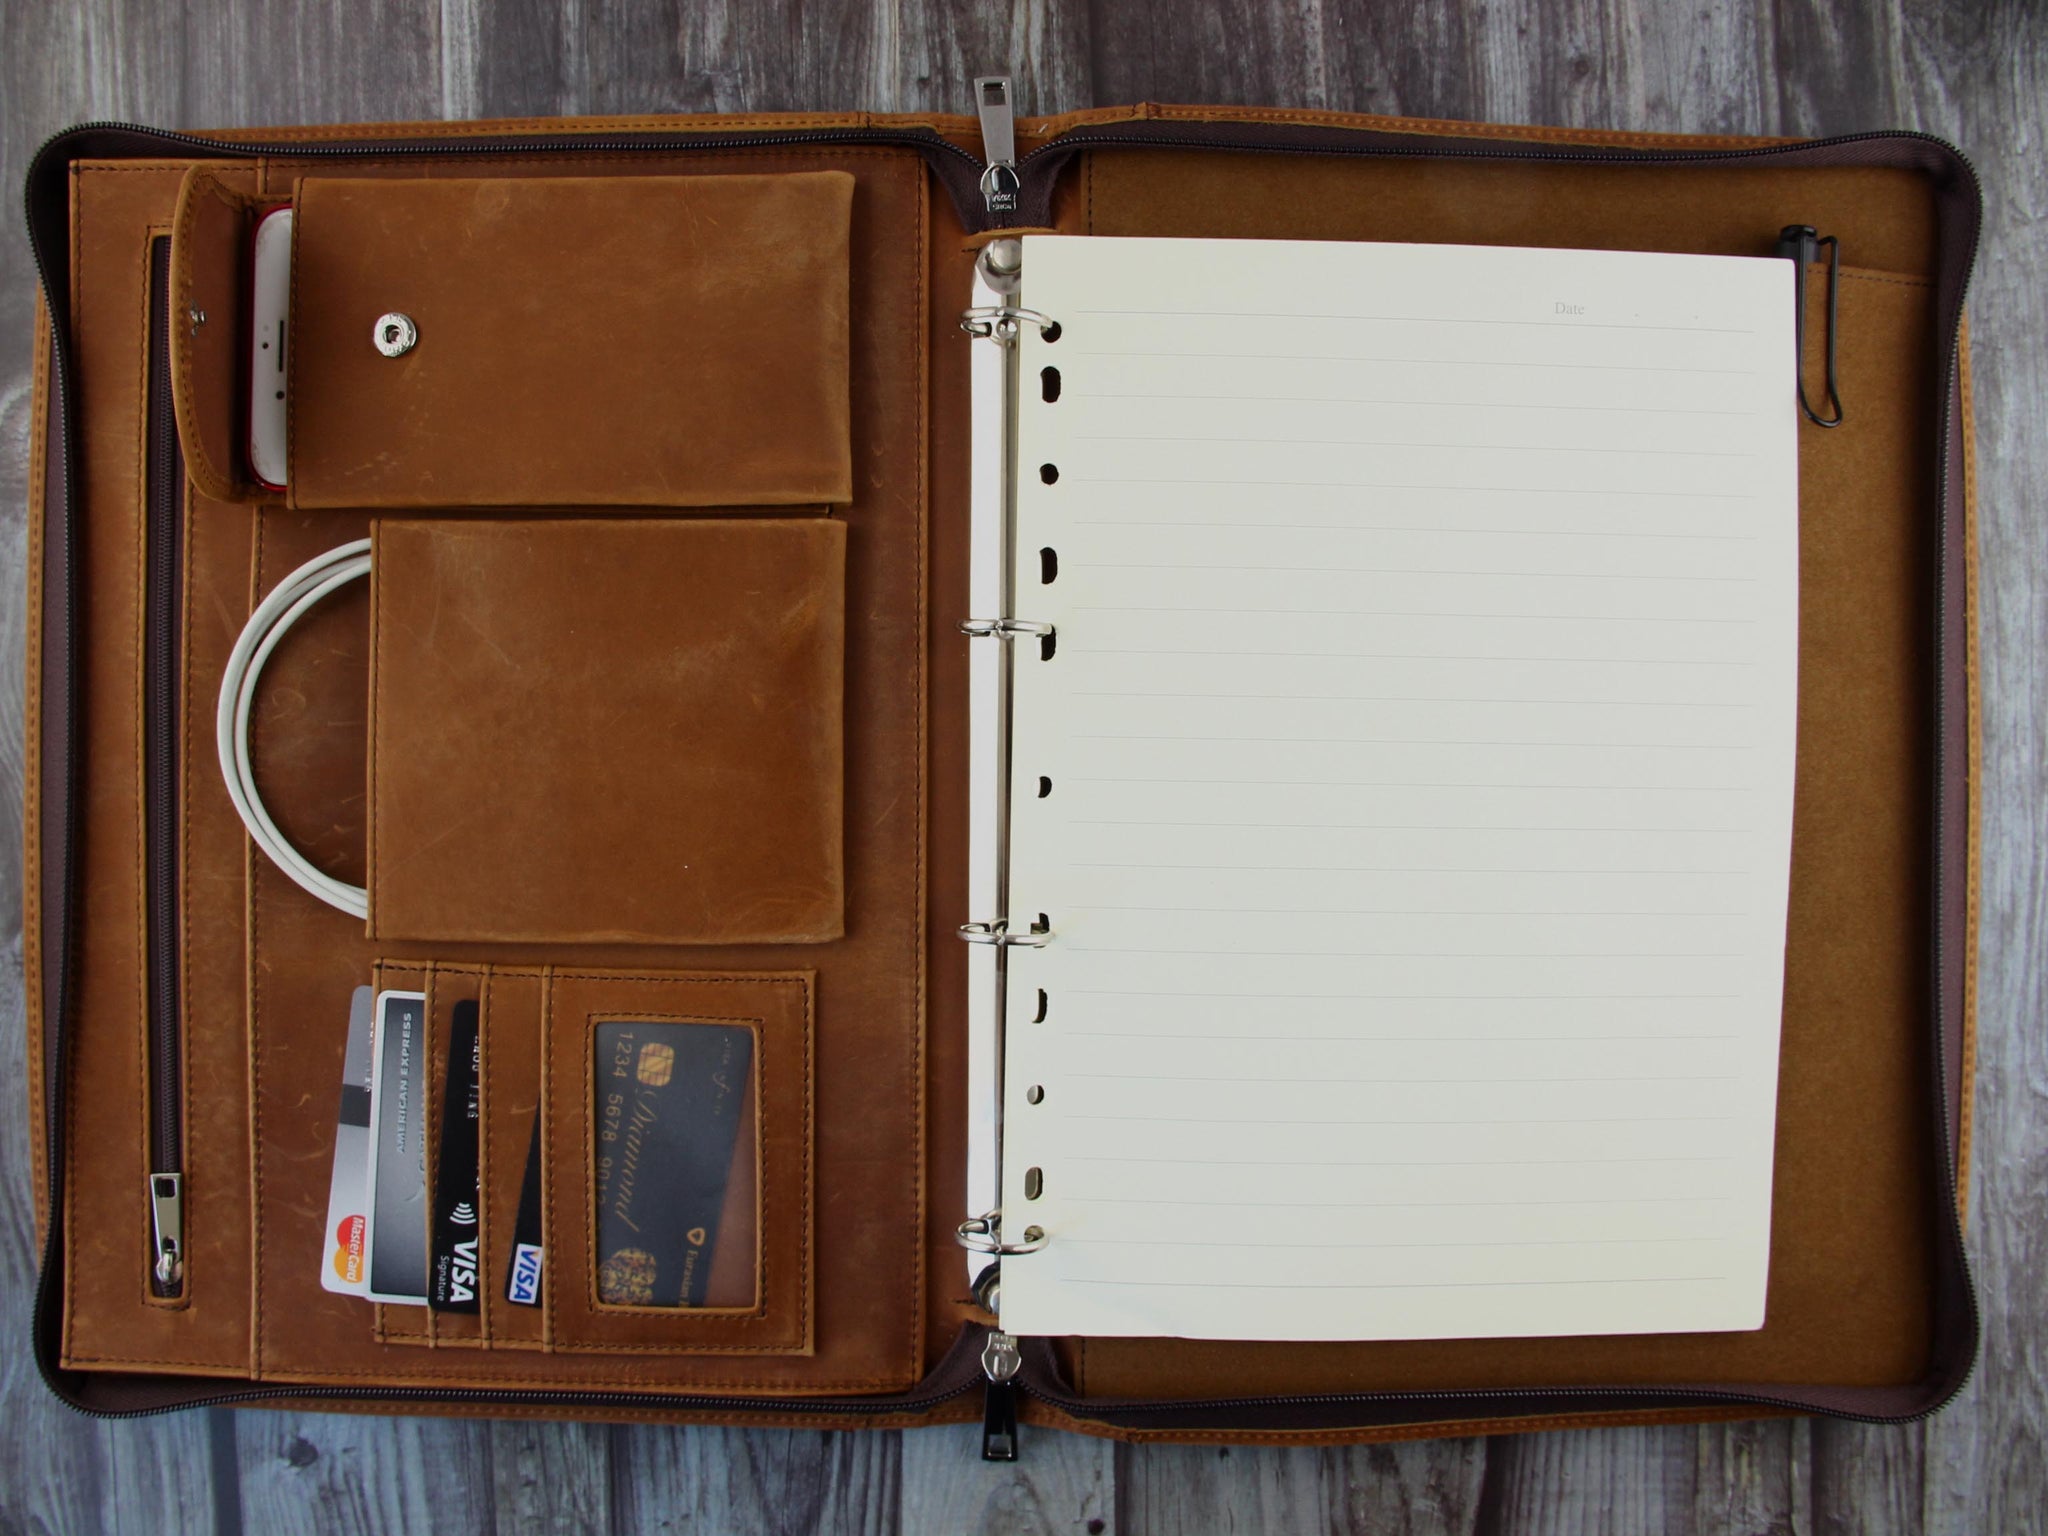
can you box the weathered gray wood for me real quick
[899,1419,1113,1535]
[1121,1438,1490,1535]
[235,1410,493,1533]
[1,1,2045,1533]
[608,1425,898,1536]
[487,1418,612,1536]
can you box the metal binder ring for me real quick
[959,919,1052,948]
[957,1211,1048,1256]
[960,304,1057,343]
[960,617,1055,639]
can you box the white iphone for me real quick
[247,205,292,489]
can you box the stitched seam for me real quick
[1136,103,1790,150]
[177,482,200,1314]
[1060,1402,1780,1445]
[57,1355,907,1392]
[423,965,440,1346]
[207,113,904,143]
[61,163,81,1368]
[902,148,929,1389]
[477,962,496,1344]
[284,178,301,507]
[367,524,381,933]
[245,515,266,1376]
[1958,321,1979,1210]
[25,299,49,1231]
[134,226,159,1312]
[540,968,555,1351]
[1836,270,1931,289]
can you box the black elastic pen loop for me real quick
[1779,224,1846,428]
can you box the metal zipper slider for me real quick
[148,1172,184,1291]
[974,75,1020,219]
[979,1327,1023,1461]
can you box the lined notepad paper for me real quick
[996,235,1799,1341]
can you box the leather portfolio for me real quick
[19,85,1981,1454]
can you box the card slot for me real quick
[363,963,813,1360]
[539,966,813,1357]
[479,968,547,1350]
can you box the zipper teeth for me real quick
[66,1374,987,1424]
[1015,122,1982,180]
[24,114,1981,1429]
[44,118,986,173]
[143,236,183,1296]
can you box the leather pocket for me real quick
[286,171,852,509]
[369,963,810,1358]
[366,517,845,946]
[539,967,812,1356]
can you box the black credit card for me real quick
[428,999,482,1312]
[593,1021,752,1308]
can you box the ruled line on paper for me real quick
[1069,305,1758,335]
[1075,432,1761,459]
[1080,519,1765,539]
[1069,566,1763,583]
[1072,392,1762,417]
[1062,1277,1732,1291]
[1061,348,1758,374]
[1069,475,1753,497]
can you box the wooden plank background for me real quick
[0,1,2041,1530]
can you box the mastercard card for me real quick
[319,986,375,1296]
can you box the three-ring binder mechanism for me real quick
[955,74,1066,1461]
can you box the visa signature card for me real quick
[365,990,430,1305]
[593,1021,752,1308]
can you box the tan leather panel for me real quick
[287,173,853,509]
[229,145,929,1396]
[367,518,846,946]
[58,163,256,1377]
[1081,150,1938,275]
[1064,148,1946,1402]
[167,165,263,501]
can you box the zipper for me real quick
[979,1327,1023,1461]
[23,101,1980,1430]
[974,76,1020,218]
[143,235,186,1298]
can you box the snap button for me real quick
[373,312,418,357]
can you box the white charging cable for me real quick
[215,539,373,919]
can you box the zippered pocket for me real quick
[143,233,187,1302]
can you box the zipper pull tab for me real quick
[979,1327,1023,1461]
[148,1172,184,1291]
[974,75,1020,220]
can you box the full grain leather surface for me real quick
[289,173,854,509]
[368,517,846,946]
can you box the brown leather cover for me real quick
[368,517,847,946]
[19,104,1979,1443]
